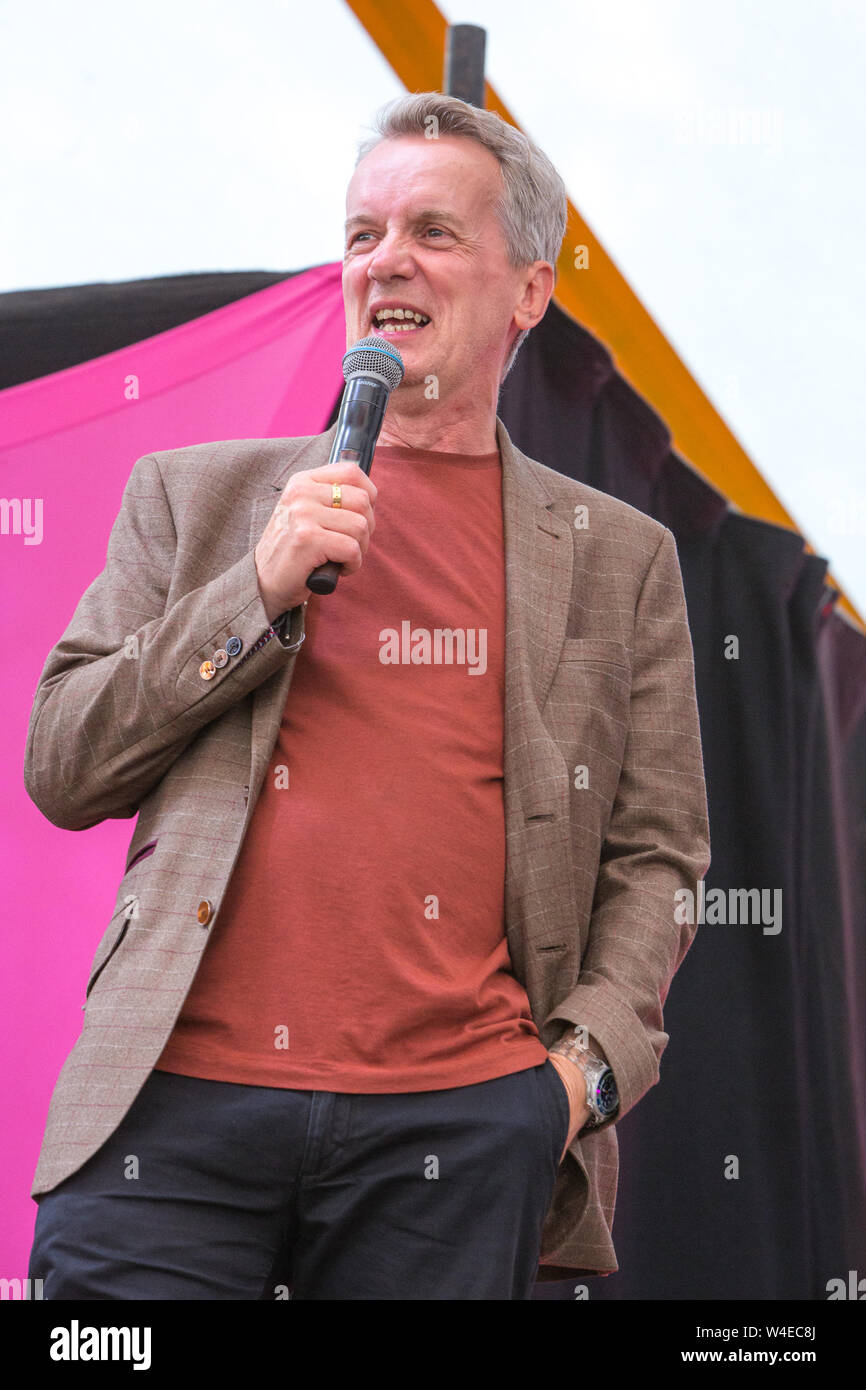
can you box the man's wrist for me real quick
[253,545,286,625]
[547,1051,591,1110]
[259,586,285,626]
[549,1025,618,1128]
[547,1052,592,1157]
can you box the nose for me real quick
[366,229,417,284]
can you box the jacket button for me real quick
[225,636,242,657]
[199,660,216,680]
[197,899,213,926]
[212,648,229,668]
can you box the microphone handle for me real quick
[306,378,387,596]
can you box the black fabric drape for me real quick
[499,303,866,1300]
[3,272,864,1300]
[0,270,301,391]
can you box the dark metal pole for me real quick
[444,24,487,108]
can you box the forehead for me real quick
[346,134,504,220]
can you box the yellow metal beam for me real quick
[344,0,862,629]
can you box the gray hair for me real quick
[354,93,568,381]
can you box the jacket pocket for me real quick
[85,839,157,1001]
[85,904,133,999]
[558,638,631,667]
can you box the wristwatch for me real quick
[550,1025,619,1128]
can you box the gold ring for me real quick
[331,483,342,508]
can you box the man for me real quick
[25,93,710,1299]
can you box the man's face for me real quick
[343,133,533,397]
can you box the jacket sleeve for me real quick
[544,525,711,1126]
[23,451,306,832]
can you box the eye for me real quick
[349,231,372,245]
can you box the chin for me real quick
[396,367,434,392]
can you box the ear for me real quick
[514,261,555,332]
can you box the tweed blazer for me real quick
[23,414,710,1282]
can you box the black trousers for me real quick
[29,1060,570,1300]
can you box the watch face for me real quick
[597,1070,619,1116]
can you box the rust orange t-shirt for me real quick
[155,440,548,1091]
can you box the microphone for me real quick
[306,335,405,595]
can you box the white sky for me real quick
[1,0,864,617]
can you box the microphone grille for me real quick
[342,336,405,392]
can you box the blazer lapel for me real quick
[497,418,579,956]
[497,416,573,711]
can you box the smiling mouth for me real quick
[370,308,431,336]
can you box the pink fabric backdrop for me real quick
[0,263,345,1280]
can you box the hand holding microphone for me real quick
[254,337,404,620]
[253,460,378,621]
